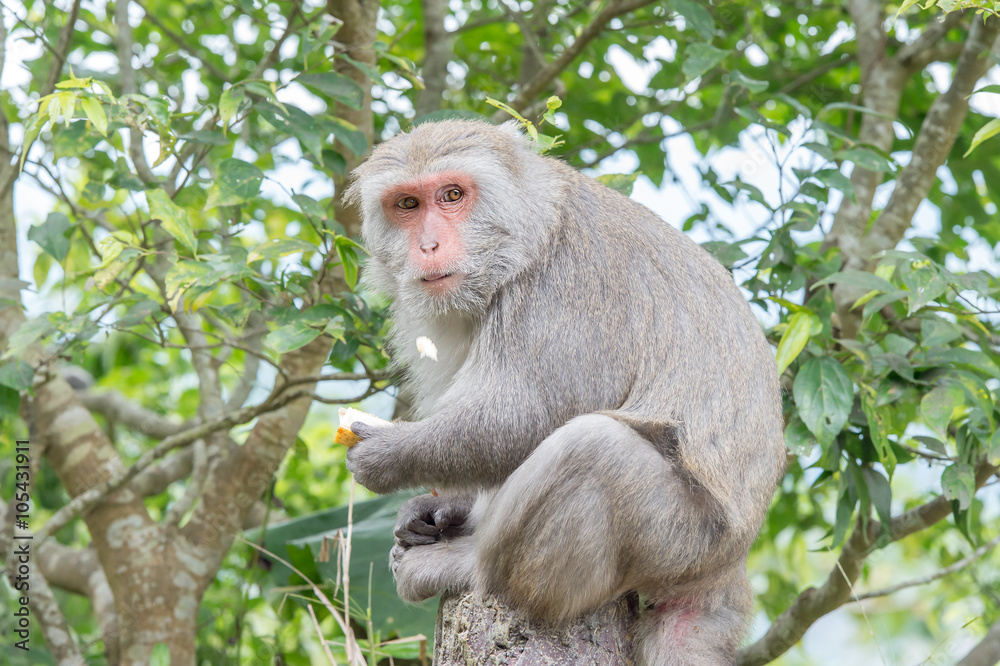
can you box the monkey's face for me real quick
[380,171,477,299]
[347,120,556,316]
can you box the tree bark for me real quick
[433,591,639,665]
[328,0,379,238]
[415,0,453,117]
[957,618,1000,666]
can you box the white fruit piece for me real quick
[334,407,390,447]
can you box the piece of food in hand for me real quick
[335,407,390,447]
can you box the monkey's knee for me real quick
[474,416,634,621]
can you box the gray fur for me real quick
[344,120,786,665]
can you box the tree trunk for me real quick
[434,592,639,665]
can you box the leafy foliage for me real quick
[3,0,999,663]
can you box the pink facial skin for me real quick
[381,172,477,295]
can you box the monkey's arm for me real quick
[346,377,554,493]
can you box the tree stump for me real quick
[433,591,639,665]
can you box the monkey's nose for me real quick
[420,241,439,254]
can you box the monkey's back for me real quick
[496,162,785,538]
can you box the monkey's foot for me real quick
[392,538,475,603]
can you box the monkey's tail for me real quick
[636,599,743,666]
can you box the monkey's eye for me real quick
[397,196,419,210]
[442,188,463,203]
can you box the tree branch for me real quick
[25,561,86,663]
[34,383,314,544]
[225,312,266,411]
[41,0,82,96]
[115,0,157,185]
[490,0,659,122]
[79,389,190,439]
[738,461,997,665]
[866,16,1000,255]
[896,10,966,68]
[852,531,1000,600]
[415,0,454,117]
[250,0,304,80]
[132,0,229,81]
[2,500,122,663]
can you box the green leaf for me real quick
[813,269,894,293]
[219,86,245,125]
[297,72,364,110]
[784,414,816,456]
[336,237,360,289]
[681,43,729,81]
[920,384,963,438]
[921,317,962,347]
[595,173,638,196]
[941,463,975,510]
[2,317,56,361]
[861,467,892,534]
[836,147,895,173]
[257,102,325,160]
[0,385,19,421]
[792,357,854,447]
[148,189,198,255]
[819,102,901,125]
[729,71,768,93]
[293,194,326,221]
[327,116,369,157]
[832,476,856,547]
[178,131,228,146]
[921,348,1000,378]
[667,0,716,40]
[892,0,922,19]
[27,212,72,262]
[266,321,322,354]
[775,312,815,374]
[118,299,162,327]
[247,239,319,263]
[861,389,896,476]
[803,141,834,161]
[963,117,1000,157]
[949,370,995,430]
[970,84,1000,96]
[862,289,908,320]
[0,360,34,391]
[80,96,108,135]
[775,93,813,120]
[813,169,856,203]
[205,159,264,208]
[903,265,947,314]
[150,643,170,666]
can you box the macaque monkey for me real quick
[343,120,785,665]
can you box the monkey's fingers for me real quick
[395,525,438,547]
[432,510,464,532]
[350,422,380,440]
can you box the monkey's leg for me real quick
[474,413,748,665]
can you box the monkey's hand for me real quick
[394,493,475,547]
[345,421,411,493]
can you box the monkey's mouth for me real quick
[421,273,455,282]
